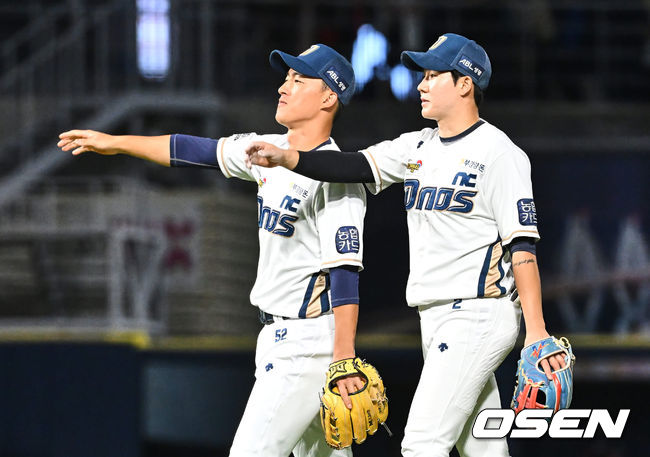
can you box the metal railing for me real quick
[0,176,169,332]
[0,0,647,175]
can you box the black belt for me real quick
[259,310,289,325]
[510,289,519,302]
[258,309,333,325]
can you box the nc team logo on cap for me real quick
[299,45,320,56]
[429,36,447,50]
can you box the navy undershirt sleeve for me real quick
[169,134,220,168]
[329,265,360,307]
[294,150,374,183]
[509,237,537,256]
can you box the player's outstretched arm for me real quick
[245,141,374,183]
[245,141,299,170]
[58,130,171,166]
[512,250,566,378]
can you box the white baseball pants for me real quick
[229,313,351,457]
[402,296,521,457]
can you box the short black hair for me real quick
[450,69,483,108]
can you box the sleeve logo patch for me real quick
[231,132,254,141]
[517,199,537,226]
[336,226,360,254]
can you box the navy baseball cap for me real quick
[401,33,492,90]
[269,44,356,105]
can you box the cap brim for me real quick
[400,51,454,72]
[269,50,319,77]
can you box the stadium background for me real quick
[0,0,648,456]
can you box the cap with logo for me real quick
[401,33,491,90]
[269,44,356,105]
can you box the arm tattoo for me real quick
[513,259,536,267]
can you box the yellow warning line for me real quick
[150,335,256,352]
[0,329,152,348]
[1,330,649,351]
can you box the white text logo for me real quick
[472,409,630,439]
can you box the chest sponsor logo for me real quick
[336,226,360,254]
[291,182,309,198]
[406,159,423,173]
[517,198,537,226]
[460,158,486,173]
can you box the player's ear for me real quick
[458,76,473,97]
[322,90,338,110]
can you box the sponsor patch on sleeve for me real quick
[517,198,537,226]
[335,226,360,254]
[231,132,254,142]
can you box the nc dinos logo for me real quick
[406,160,422,173]
[300,45,319,56]
[429,36,447,50]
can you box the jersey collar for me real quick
[439,119,485,144]
[310,138,332,151]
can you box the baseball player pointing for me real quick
[246,33,568,456]
[59,45,369,456]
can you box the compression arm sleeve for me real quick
[294,150,375,183]
[170,134,219,168]
[509,237,537,256]
[329,265,360,307]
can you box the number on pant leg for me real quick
[275,328,287,342]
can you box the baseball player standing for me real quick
[58,44,368,457]
[245,33,568,456]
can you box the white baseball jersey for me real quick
[360,120,539,306]
[216,133,366,318]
